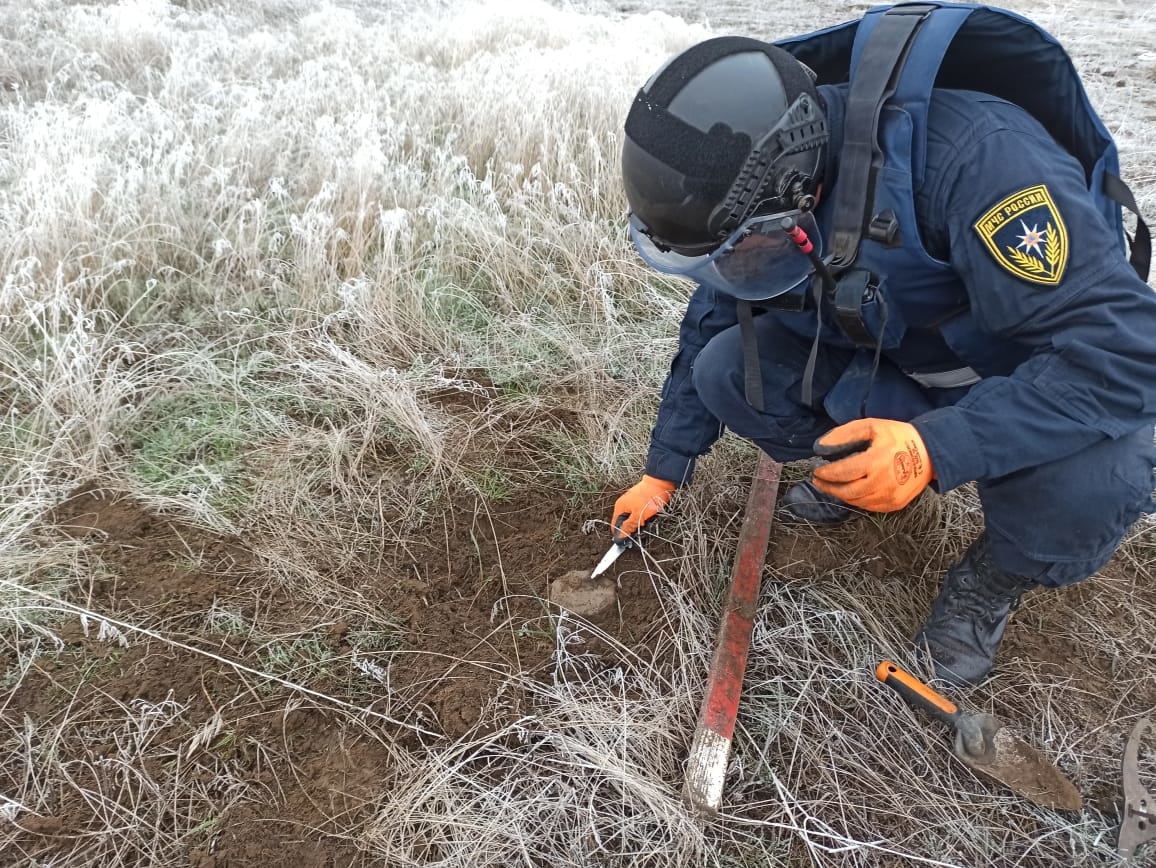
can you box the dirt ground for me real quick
[2,481,673,866]
[3,474,1153,865]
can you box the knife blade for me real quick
[590,541,627,579]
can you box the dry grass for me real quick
[0,0,1153,865]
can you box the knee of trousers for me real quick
[691,326,827,459]
[980,425,1156,587]
[691,328,751,429]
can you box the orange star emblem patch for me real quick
[974,184,1069,286]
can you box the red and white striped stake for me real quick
[683,451,781,814]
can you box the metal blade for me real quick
[1120,717,1156,859]
[955,719,1083,812]
[590,542,625,579]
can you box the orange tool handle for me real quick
[875,660,960,728]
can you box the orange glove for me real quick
[610,475,676,541]
[810,419,934,513]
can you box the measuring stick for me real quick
[682,451,781,814]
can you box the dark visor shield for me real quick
[630,210,821,301]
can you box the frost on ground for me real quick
[0,0,1153,866]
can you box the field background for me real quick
[0,0,1154,866]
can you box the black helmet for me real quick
[622,37,827,256]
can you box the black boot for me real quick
[914,533,1036,687]
[779,479,857,525]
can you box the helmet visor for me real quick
[630,210,820,301]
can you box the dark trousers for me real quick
[691,315,1156,587]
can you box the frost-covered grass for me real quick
[0,0,1153,865]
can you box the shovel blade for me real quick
[955,718,1083,812]
[877,663,1082,812]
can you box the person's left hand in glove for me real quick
[810,418,935,512]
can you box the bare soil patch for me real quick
[3,475,1153,864]
[1,481,670,865]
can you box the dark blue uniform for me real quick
[645,83,1156,587]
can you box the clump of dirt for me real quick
[549,569,618,617]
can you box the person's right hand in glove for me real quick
[610,475,676,542]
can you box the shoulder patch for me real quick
[973,184,1069,286]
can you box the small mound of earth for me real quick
[549,569,618,618]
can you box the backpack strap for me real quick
[737,300,765,412]
[830,4,935,266]
[1102,173,1152,282]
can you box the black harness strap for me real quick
[833,272,877,346]
[1103,173,1152,282]
[800,274,829,408]
[829,4,934,267]
[737,300,765,412]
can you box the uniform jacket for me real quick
[644,78,1156,492]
